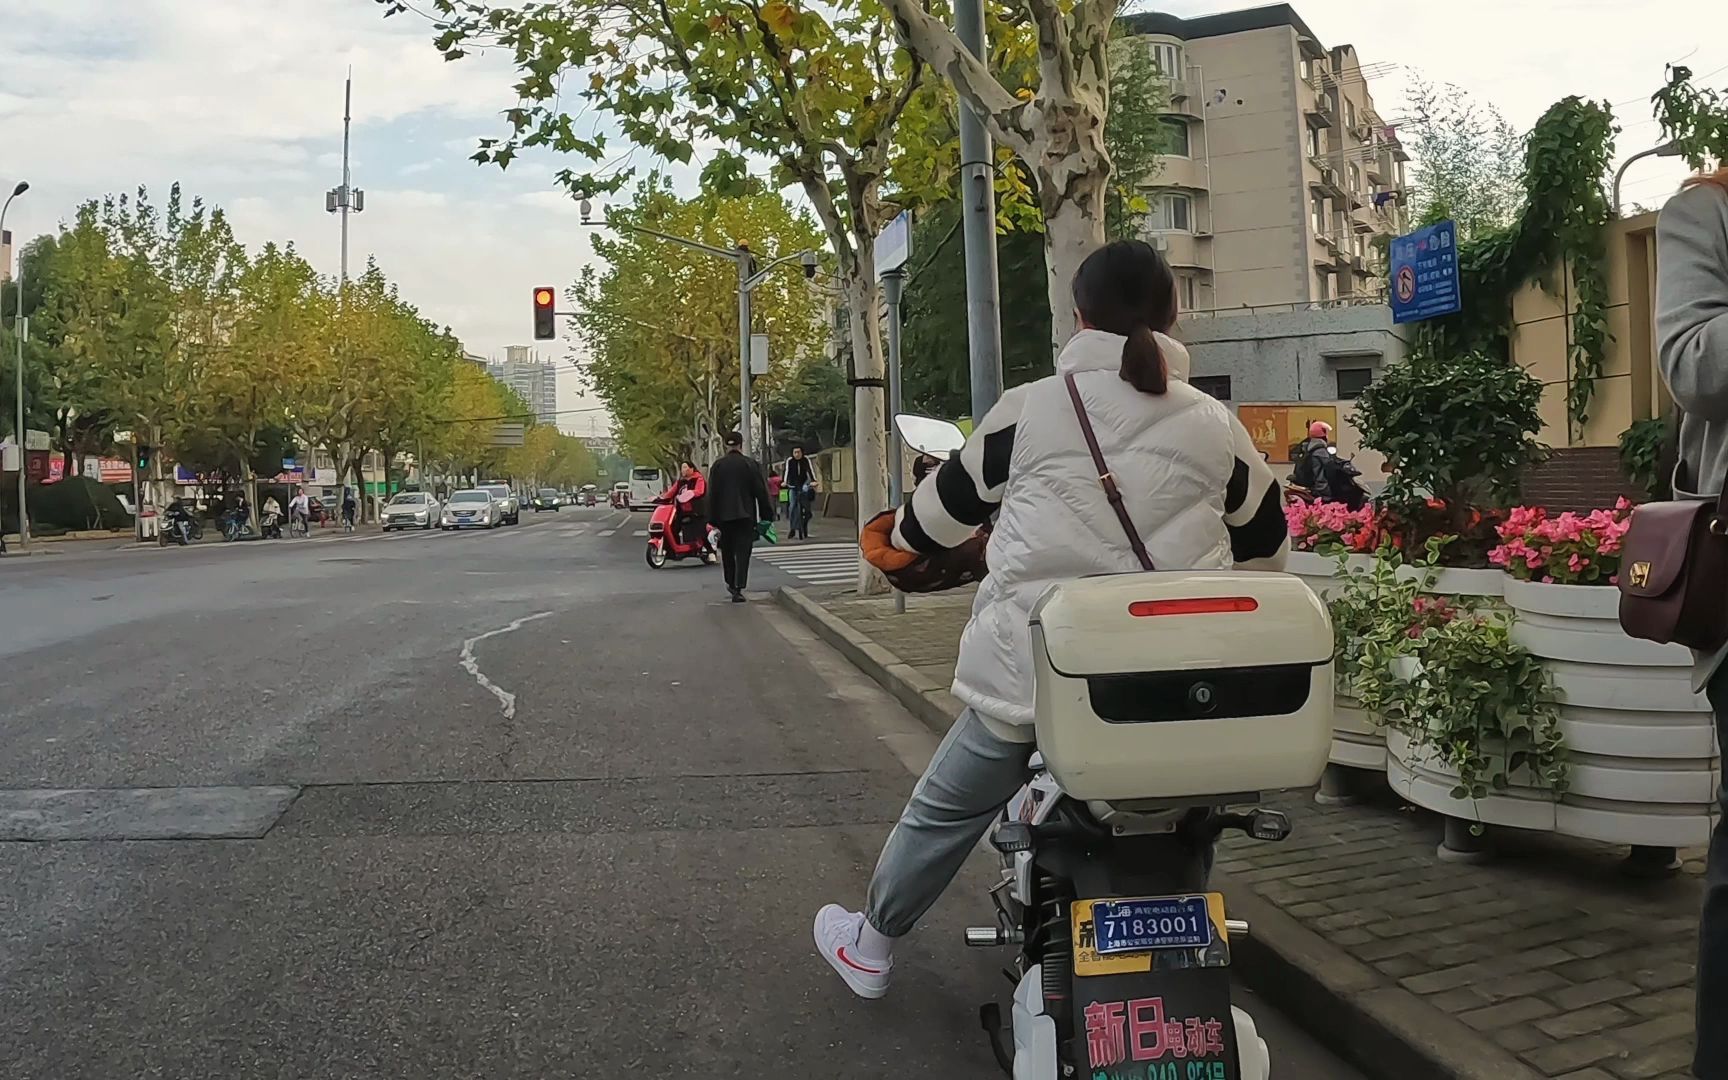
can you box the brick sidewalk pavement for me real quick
[783,585,1704,1080]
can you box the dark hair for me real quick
[1071,239,1178,395]
[681,459,696,472]
[724,431,744,447]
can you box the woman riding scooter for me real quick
[813,239,1291,999]
[663,461,709,551]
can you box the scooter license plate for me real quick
[1093,896,1213,955]
[1072,893,1231,977]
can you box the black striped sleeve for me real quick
[1223,413,1290,570]
[893,385,1026,554]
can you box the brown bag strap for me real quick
[1064,372,1156,572]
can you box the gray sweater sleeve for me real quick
[1657,183,1728,420]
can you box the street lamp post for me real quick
[579,199,815,458]
[2,180,29,550]
[1613,141,1682,216]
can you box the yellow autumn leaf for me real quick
[590,72,605,91]
[1014,87,1034,102]
[761,0,797,36]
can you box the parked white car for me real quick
[440,490,501,530]
[382,491,441,531]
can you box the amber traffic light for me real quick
[532,287,557,340]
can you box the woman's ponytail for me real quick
[1120,323,1167,394]
[1071,239,1179,396]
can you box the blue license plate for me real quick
[1092,896,1213,954]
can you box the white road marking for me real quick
[459,611,553,720]
[598,529,617,538]
[632,529,648,537]
[754,542,859,586]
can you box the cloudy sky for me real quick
[0,0,1719,436]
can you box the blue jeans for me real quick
[865,709,1034,937]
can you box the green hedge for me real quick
[1,477,134,533]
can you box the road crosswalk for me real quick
[753,541,859,587]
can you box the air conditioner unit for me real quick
[1150,234,1172,252]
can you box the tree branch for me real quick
[1023,0,1077,101]
[879,0,1033,158]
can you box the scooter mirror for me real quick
[895,414,966,460]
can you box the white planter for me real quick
[1330,688,1386,770]
[1287,550,1371,600]
[1395,563,1504,599]
[1385,729,1561,833]
[1502,576,1720,849]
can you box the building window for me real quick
[1299,59,1312,81]
[1353,234,1367,259]
[1305,126,1322,159]
[1315,271,1331,301]
[1311,194,1328,235]
[1161,118,1190,157]
[1191,375,1231,401]
[1345,100,1357,130]
[1150,41,1183,77]
[1336,367,1374,399]
[1348,164,1361,193]
[1178,274,1199,312]
[1151,192,1192,232]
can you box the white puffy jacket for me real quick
[892,329,1289,736]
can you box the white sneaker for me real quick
[813,904,892,999]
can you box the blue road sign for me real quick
[1389,219,1461,325]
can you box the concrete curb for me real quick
[774,584,1543,1080]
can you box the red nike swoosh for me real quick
[836,947,882,975]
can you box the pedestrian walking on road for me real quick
[767,467,783,520]
[707,431,776,603]
[784,446,815,540]
[340,487,358,533]
[1655,165,1728,1080]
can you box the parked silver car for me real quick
[382,491,441,531]
[440,490,501,530]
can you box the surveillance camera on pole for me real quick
[800,249,819,280]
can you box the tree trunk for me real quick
[843,259,890,595]
[1042,192,1108,353]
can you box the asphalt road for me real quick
[0,507,1364,1079]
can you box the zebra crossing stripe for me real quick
[756,542,859,585]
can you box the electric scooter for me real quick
[893,413,1336,1080]
[645,497,719,569]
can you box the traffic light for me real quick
[136,445,152,471]
[532,287,557,340]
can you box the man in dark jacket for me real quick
[708,431,776,602]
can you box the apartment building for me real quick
[1122,4,1410,313]
[489,345,559,426]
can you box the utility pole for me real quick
[326,70,365,292]
[2,180,28,550]
[12,264,25,551]
[881,268,907,614]
[736,245,755,456]
[955,0,1003,419]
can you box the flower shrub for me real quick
[1286,500,1382,554]
[1488,500,1632,585]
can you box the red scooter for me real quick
[646,497,719,568]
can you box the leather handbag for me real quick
[1616,486,1728,651]
[1064,373,1156,572]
